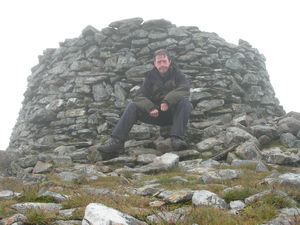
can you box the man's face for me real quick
[154,54,171,75]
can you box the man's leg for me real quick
[112,102,138,141]
[97,102,138,159]
[170,98,192,138]
[170,98,192,150]
[112,102,172,141]
[136,100,192,139]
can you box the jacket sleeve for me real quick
[133,76,157,113]
[163,72,190,107]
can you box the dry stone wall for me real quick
[8,18,284,154]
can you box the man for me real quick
[97,49,192,159]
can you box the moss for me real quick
[263,139,282,149]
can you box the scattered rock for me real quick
[82,203,147,225]
[159,189,194,204]
[10,202,62,214]
[0,190,21,200]
[278,173,300,187]
[0,213,27,225]
[192,190,228,209]
[202,169,241,183]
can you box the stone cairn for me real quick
[7,17,300,167]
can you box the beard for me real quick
[158,67,169,75]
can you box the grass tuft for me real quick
[16,185,56,203]
[0,200,17,218]
[222,188,256,203]
[242,202,277,224]
[183,207,243,225]
[17,185,40,202]
[260,193,293,209]
[275,184,300,207]
[25,209,56,225]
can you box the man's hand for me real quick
[149,109,159,117]
[160,103,169,111]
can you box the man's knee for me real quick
[177,98,193,111]
[125,102,138,113]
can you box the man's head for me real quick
[153,49,172,76]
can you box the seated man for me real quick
[98,49,192,159]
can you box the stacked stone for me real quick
[8,17,284,154]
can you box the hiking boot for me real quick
[171,137,188,151]
[97,138,124,160]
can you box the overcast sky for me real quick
[0,0,299,150]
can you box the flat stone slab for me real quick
[11,202,62,213]
[82,203,147,225]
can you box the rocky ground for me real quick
[0,142,299,224]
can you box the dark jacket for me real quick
[133,64,190,113]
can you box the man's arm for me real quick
[133,75,157,113]
[163,71,190,107]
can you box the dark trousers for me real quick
[112,98,192,141]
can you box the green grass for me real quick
[25,209,57,225]
[260,193,294,209]
[285,187,300,207]
[266,184,300,207]
[67,207,85,220]
[87,176,130,188]
[0,199,17,218]
[16,185,55,203]
[60,189,153,222]
[240,193,294,224]
[0,178,24,192]
[222,163,258,171]
[263,139,282,149]
[220,168,270,191]
[150,207,244,225]
[136,168,200,190]
[222,188,256,203]
[242,202,277,224]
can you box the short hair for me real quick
[153,49,171,61]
